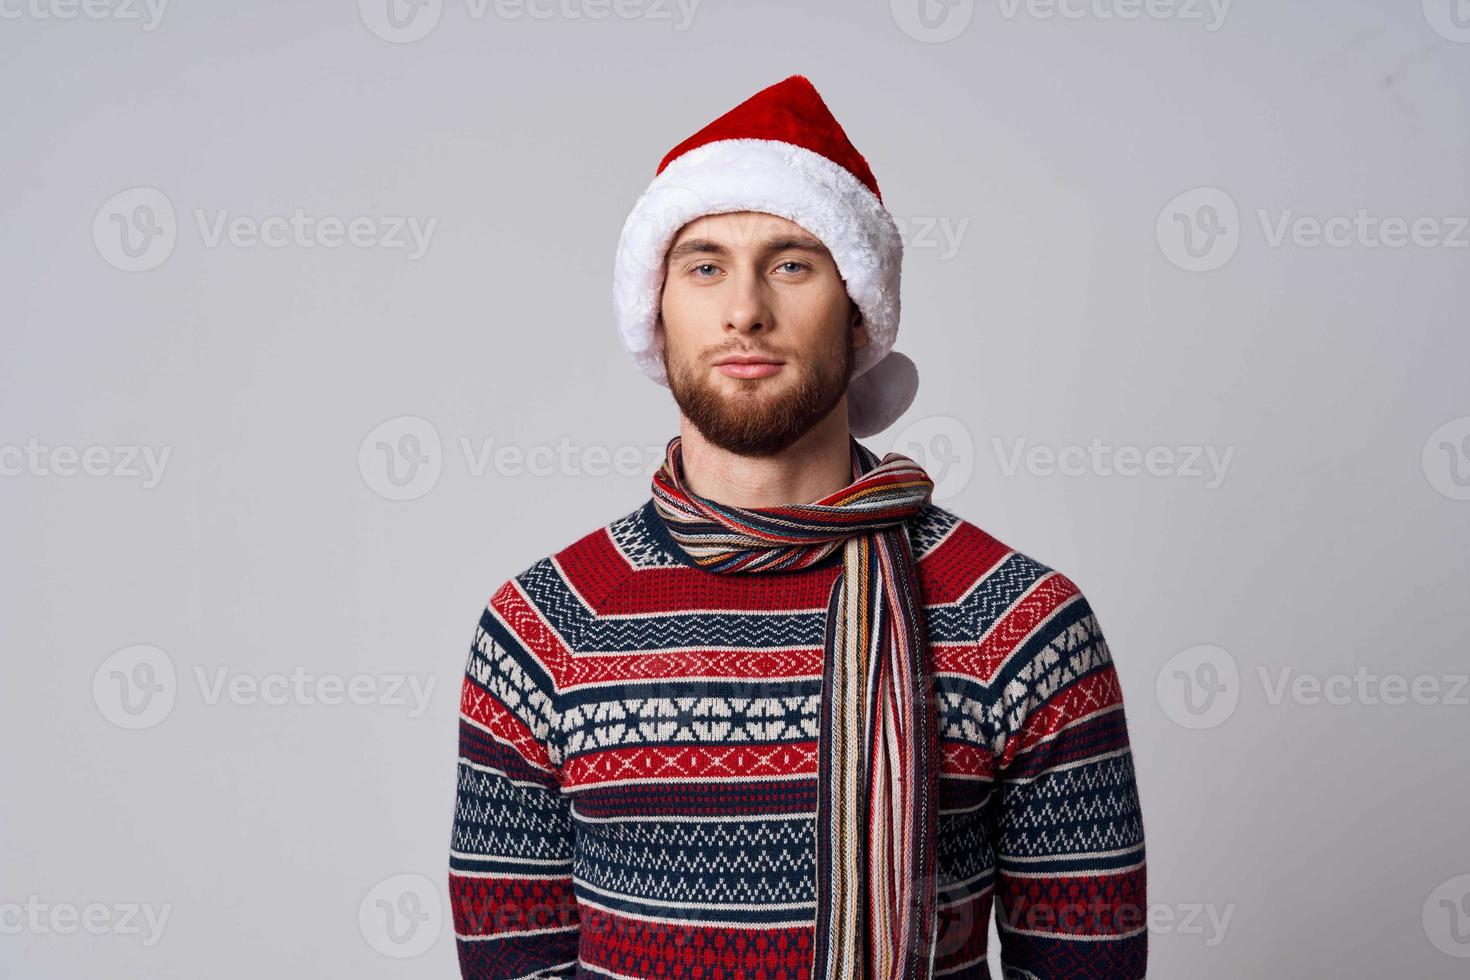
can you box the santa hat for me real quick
[612,74,917,438]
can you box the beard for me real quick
[661,323,855,458]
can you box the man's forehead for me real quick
[671,211,824,249]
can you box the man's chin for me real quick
[695,372,789,402]
[715,382,789,404]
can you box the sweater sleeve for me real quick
[987,572,1148,978]
[449,575,580,979]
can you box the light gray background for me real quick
[3,0,1468,977]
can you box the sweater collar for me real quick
[641,436,880,573]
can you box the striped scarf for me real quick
[650,433,939,980]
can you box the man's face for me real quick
[657,211,868,457]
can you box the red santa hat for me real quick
[613,74,917,438]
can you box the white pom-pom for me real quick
[847,350,919,437]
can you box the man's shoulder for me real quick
[913,500,1055,583]
[487,499,669,621]
[914,500,1095,621]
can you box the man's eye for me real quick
[692,264,719,277]
[776,261,808,274]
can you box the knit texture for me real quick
[449,482,1148,979]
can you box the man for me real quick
[448,75,1147,980]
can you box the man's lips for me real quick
[714,356,784,379]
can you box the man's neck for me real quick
[676,408,856,508]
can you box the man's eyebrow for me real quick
[665,234,831,265]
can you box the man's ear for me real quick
[849,302,869,347]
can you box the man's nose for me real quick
[722,269,773,335]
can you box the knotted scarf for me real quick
[650,433,939,980]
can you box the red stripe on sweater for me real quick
[572,529,844,613]
[566,647,824,686]
[460,671,555,774]
[911,521,1012,604]
[940,739,996,781]
[563,739,820,787]
[993,864,1148,938]
[974,573,1081,682]
[449,873,578,937]
[489,581,572,689]
[999,667,1124,769]
[575,903,814,980]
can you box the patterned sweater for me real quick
[448,495,1147,980]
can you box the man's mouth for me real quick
[714,354,785,379]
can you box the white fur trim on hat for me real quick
[613,137,913,433]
